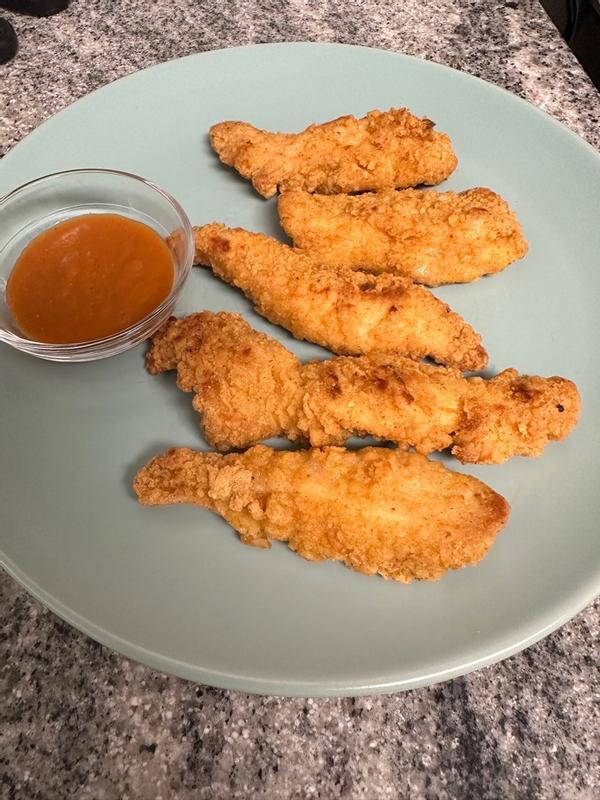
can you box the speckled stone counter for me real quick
[1,2,599,798]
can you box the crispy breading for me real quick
[147,311,303,450]
[193,224,487,371]
[209,108,457,199]
[278,187,529,286]
[134,445,510,582]
[148,312,581,463]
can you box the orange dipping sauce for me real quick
[7,214,174,344]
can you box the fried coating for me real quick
[134,445,510,582]
[278,187,529,286]
[193,224,487,371]
[209,108,457,199]
[148,312,580,463]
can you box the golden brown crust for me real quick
[451,369,581,463]
[146,312,303,449]
[278,187,529,286]
[147,312,580,463]
[193,224,487,371]
[209,109,457,198]
[134,445,510,582]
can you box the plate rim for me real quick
[2,41,600,178]
[3,552,597,696]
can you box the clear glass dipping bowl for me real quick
[0,169,194,361]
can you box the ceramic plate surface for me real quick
[1,43,599,695]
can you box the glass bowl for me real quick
[0,169,194,361]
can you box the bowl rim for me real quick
[0,167,194,354]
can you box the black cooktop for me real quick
[542,0,600,89]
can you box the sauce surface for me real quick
[7,214,174,344]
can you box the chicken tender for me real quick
[278,187,528,286]
[134,445,510,582]
[209,108,457,199]
[193,224,487,371]
[148,312,580,463]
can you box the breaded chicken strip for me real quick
[193,224,487,371]
[278,188,528,286]
[148,312,580,463]
[134,445,510,582]
[209,108,457,199]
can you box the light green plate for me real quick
[1,43,599,696]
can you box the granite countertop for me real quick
[1,2,599,798]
